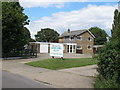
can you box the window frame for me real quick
[87,45,92,50]
[77,45,82,49]
[77,36,82,40]
[69,36,74,41]
[87,37,92,41]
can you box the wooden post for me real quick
[52,56,54,58]
[61,57,64,60]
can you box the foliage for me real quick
[35,28,59,42]
[2,2,30,57]
[30,38,36,42]
[112,9,120,45]
[89,27,108,45]
[94,75,120,88]
[97,41,120,83]
[25,58,97,70]
[96,9,120,88]
[23,27,31,43]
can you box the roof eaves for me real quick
[87,30,95,38]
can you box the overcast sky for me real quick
[19,0,119,39]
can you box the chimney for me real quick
[68,28,70,33]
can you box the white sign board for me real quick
[50,43,63,57]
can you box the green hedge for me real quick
[97,41,120,84]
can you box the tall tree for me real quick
[97,9,120,86]
[2,2,30,57]
[89,27,108,45]
[35,28,59,42]
[112,9,120,44]
[23,27,31,43]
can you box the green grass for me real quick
[25,58,98,70]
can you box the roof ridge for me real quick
[71,29,87,32]
[59,29,95,38]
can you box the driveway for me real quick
[59,65,98,77]
[2,53,97,88]
[2,71,53,88]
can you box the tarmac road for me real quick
[2,71,53,88]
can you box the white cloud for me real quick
[19,1,64,8]
[19,0,88,8]
[19,0,86,8]
[25,5,117,39]
[55,3,65,8]
[19,0,119,8]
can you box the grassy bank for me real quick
[25,58,97,70]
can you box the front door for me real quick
[67,45,76,53]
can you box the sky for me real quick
[19,0,119,39]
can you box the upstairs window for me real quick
[65,36,69,39]
[69,37,74,41]
[87,37,92,41]
[77,36,82,40]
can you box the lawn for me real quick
[25,58,98,70]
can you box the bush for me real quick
[95,9,120,88]
[97,41,120,84]
[94,74,120,88]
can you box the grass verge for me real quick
[25,58,97,70]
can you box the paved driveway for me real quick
[59,65,98,77]
[2,53,97,88]
[2,71,53,88]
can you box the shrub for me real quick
[94,74,120,88]
[97,41,120,83]
[95,8,120,88]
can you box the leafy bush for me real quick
[94,74,120,88]
[95,8,120,88]
[97,41,120,83]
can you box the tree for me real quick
[23,27,31,43]
[112,9,120,45]
[97,9,120,87]
[30,38,36,42]
[35,28,59,42]
[2,2,30,57]
[89,27,108,45]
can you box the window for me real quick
[69,36,74,41]
[77,36,82,40]
[65,36,69,39]
[77,45,82,49]
[87,45,92,50]
[71,37,74,40]
[87,37,92,41]
[67,45,69,52]
[70,45,72,52]
[73,45,76,52]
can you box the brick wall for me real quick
[76,32,94,55]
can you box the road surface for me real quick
[2,71,53,88]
